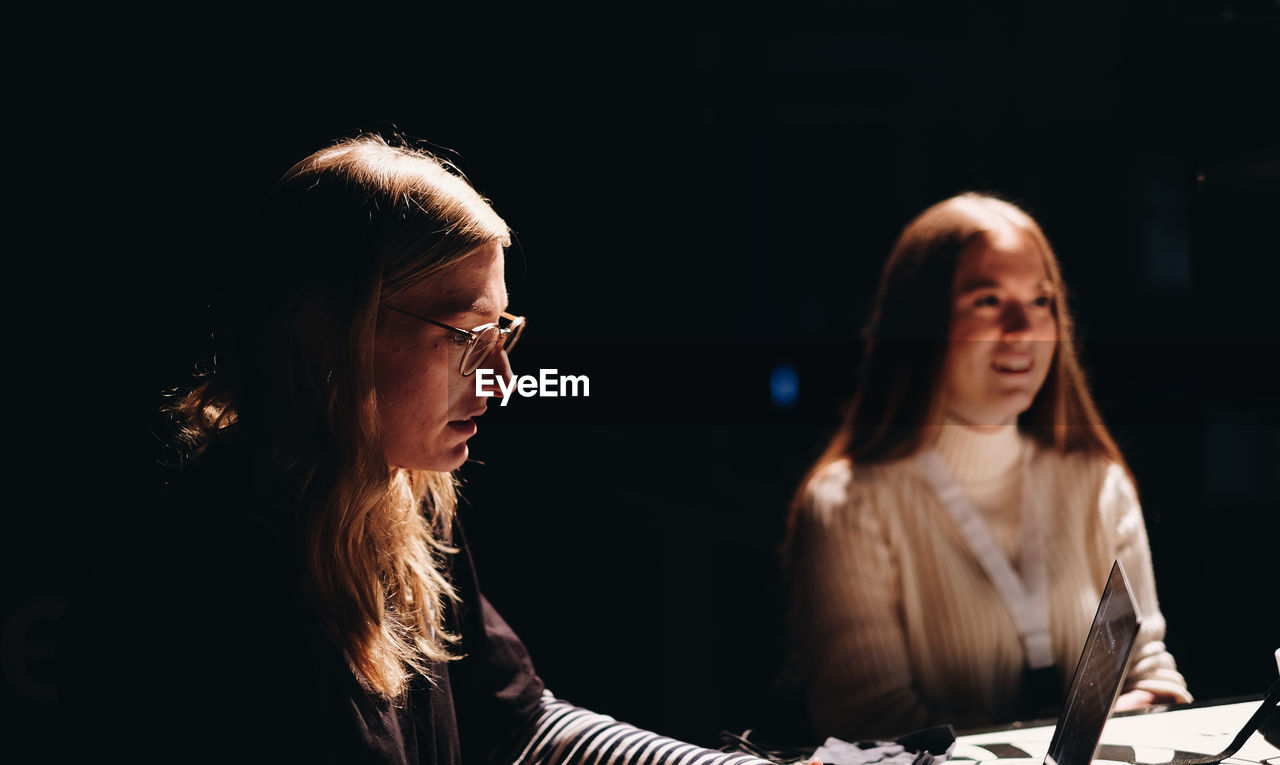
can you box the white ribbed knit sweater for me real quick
[788,422,1191,741]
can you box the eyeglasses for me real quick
[382,305,526,376]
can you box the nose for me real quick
[475,346,515,398]
[1000,301,1032,338]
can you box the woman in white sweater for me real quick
[785,193,1191,741]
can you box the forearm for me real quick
[513,691,771,765]
[1102,464,1192,704]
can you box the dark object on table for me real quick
[718,724,954,765]
[810,724,956,765]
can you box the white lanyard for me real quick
[916,443,1054,669]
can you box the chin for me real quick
[390,443,470,473]
[434,444,470,473]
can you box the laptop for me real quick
[955,558,1275,765]
[947,559,1143,765]
[1043,558,1143,765]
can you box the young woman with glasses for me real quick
[784,193,1192,741]
[68,134,784,764]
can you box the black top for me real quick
[61,437,545,764]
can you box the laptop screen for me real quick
[1044,559,1143,765]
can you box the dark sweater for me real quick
[60,439,770,765]
[62,438,543,764]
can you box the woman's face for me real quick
[940,228,1058,429]
[374,242,512,471]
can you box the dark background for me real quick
[7,0,1278,753]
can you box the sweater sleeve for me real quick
[786,463,934,740]
[1097,463,1193,703]
[451,522,773,765]
[512,691,771,765]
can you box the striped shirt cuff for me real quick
[512,690,772,765]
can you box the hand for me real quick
[1114,687,1189,712]
[1113,689,1157,711]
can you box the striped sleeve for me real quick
[511,690,772,765]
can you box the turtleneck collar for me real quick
[932,416,1022,486]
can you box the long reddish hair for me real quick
[790,193,1126,524]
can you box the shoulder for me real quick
[1026,441,1139,521]
[796,456,916,526]
[800,458,854,517]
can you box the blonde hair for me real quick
[172,134,511,697]
[789,193,1127,530]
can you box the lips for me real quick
[992,356,1033,373]
[447,418,478,436]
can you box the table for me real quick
[953,700,1278,764]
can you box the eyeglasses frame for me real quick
[381,304,526,377]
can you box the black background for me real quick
[7,0,1279,754]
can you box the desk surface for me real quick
[954,700,1278,764]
